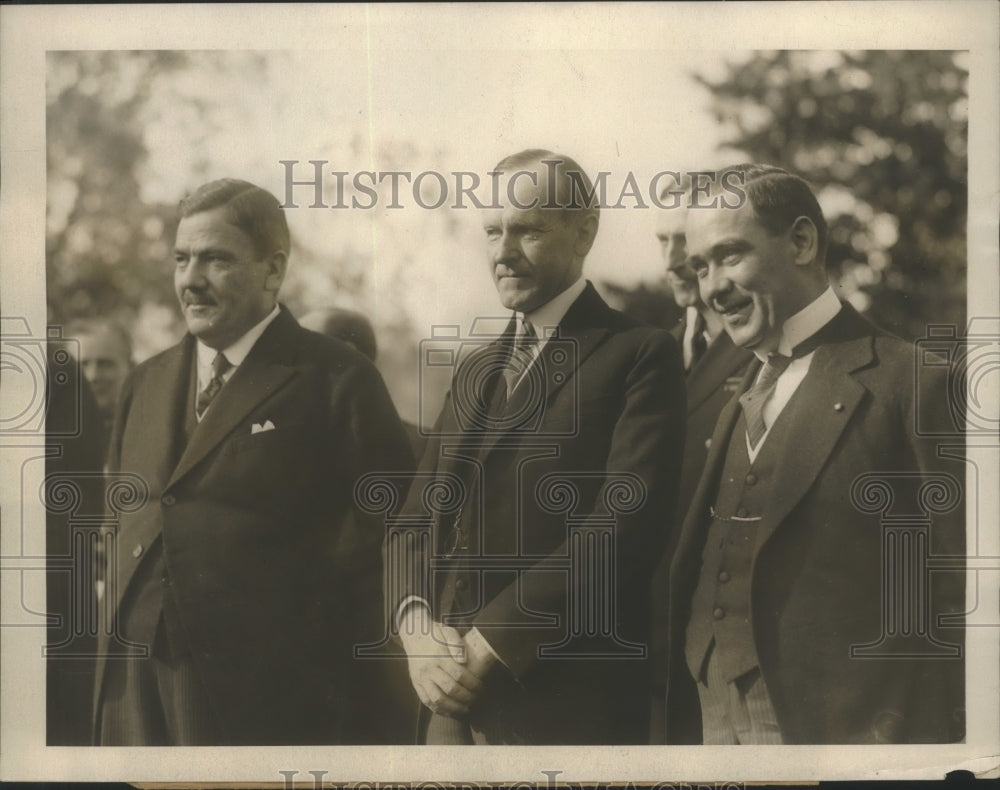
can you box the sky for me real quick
[135,47,738,339]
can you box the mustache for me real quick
[182,290,217,306]
[712,296,752,314]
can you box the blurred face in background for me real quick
[482,164,597,313]
[173,206,286,350]
[75,326,132,416]
[656,207,700,310]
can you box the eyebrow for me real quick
[174,246,238,259]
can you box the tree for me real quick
[694,50,967,340]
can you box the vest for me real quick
[684,396,799,685]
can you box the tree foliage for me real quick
[695,50,967,339]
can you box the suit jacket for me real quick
[94,306,415,744]
[664,304,965,744]
[392,282,686,744]
[647,320,753,716]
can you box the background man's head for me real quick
[66,318,133,418]
[685,164,829,352]
[482,150,600,313]
[300,307,378,362]
[174,179,290,350]
[655,203,700,310]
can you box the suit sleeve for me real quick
[327,357,415,634]
[474,329,686,679]
[383,383,451,633]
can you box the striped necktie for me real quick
[196,352,232,419]
[502,319,538,397]
[739,352,792,450]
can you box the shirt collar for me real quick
[756,285,841,361]
[519,277,587,338]
[196,303,281,373]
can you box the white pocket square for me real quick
[251,420,276,434]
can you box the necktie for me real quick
[502,319,538,397]
[739,352,792,450]
[686,312,708,372]
[196,352,232,419]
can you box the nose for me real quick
[699,262,731,306]
[494,229,521,264]
[664,239,687,272]
[176,259,207,290]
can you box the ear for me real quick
[573,212,600,258]
[263,250,288,292]
[789,216,819,266]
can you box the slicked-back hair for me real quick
[179,178,290,260]
[493,149,600,223]
[725,163,829,264]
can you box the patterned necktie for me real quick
[196,352,232,419]
[502,319,538,397]
[739,352,792,450]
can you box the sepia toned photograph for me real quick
[1,2,998,785]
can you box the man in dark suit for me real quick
[647,203,753,743]
[94,178,414,745]
[300,306,425,461]
[390,150,686,744]
[664,164,964,744]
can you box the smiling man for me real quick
[663,164,964,744]
[392,150,686,744]
[647,200,752,743]
[93,178,414,745]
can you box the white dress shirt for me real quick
[194,304,281,420]
[746,286,841,462]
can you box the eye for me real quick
[688,258,708,278]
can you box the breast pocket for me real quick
[227,422,311,455]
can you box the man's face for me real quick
[685,201,801,351]
[173,206,283,350]
[76,328,131,416]
[481,168,589,313]
[655,208,700,309]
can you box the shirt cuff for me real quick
[466,626,509,670]
[394,596,430,634]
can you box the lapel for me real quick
[138,337,195,491]
[671,303,879,591]
[477,282,611,459]
[685,330,752,413]
[671,358,758,591]
[753,306,876,549]
[166,307,300,489]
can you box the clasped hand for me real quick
[399,605,495,718]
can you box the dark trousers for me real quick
[98,617,221,745]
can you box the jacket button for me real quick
[745,473,757,486]
[718,570,731,583]
[132,544,143,558]
[704,438,712,450]
[162,494,176,506]
[736,506,749,518]
[713,607,725,620]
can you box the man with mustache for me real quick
[664,164,964,744]
[391,150,686,744]
[646,199,752,743]
[93,178,414,745]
